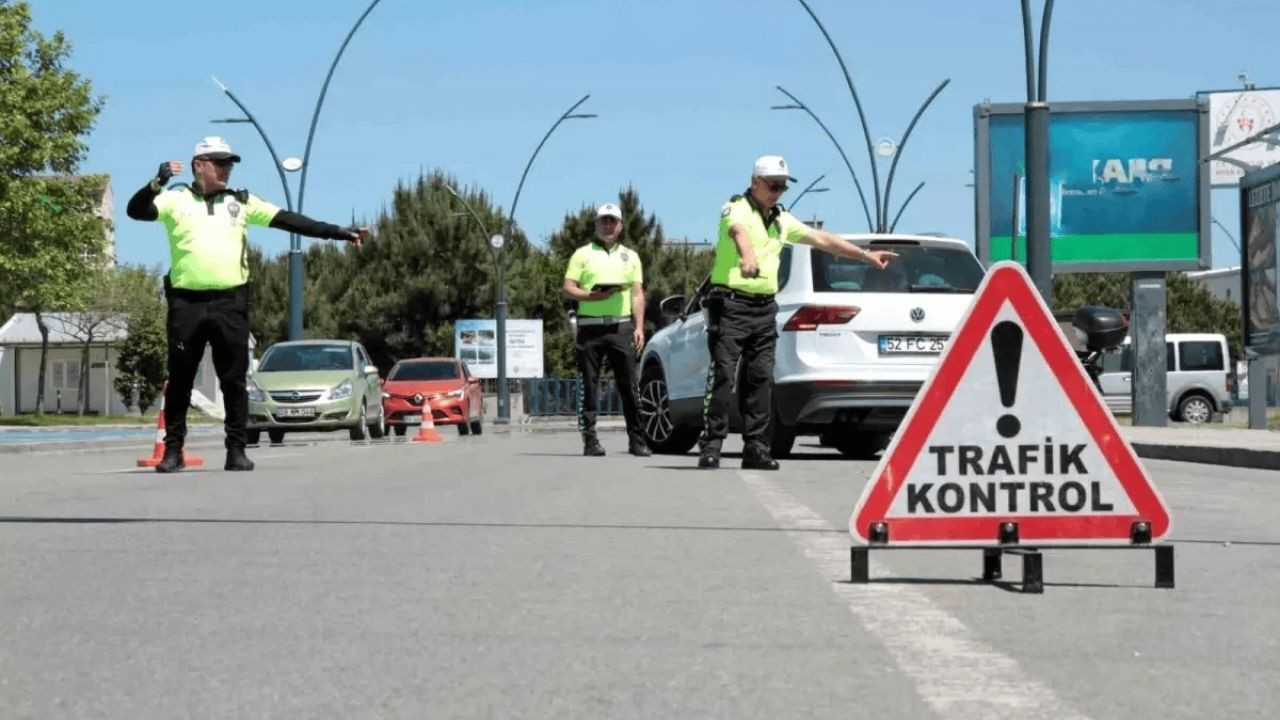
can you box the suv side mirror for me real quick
[363,365,379,376]
[659,295,686,319]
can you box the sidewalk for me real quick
[1120,425,1280,471]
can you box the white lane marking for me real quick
[740,471,1091,720]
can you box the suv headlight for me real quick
[247,381,264,402]
[329,379,353,400]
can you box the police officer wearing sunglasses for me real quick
[126,136,369,473]
[697,155,897,470]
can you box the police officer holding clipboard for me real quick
[562,203,651,457]
[697,155,897,470]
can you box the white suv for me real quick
[636,234,985,458]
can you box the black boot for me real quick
[225,446,255,472]
[628,437,652,457]
[154,447,185,474]
[698,447,720,469]
[583,438,606,457]
[742,446,780,471]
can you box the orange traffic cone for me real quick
[411,400,443,444]
[137,381,205,468]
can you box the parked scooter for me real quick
[1069,305,1129,391]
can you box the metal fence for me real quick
[522,378,623,416]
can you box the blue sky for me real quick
[32,0,1278,271]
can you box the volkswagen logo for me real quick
[910,307,925,323]
[289,391,301,401]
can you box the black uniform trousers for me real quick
[575,318,643,443]
[164,280,251,451]
[699,292,778,454]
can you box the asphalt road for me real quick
[1,429,1277,719]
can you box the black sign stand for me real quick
[850,520,1175,594]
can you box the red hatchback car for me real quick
[381,357,484,436]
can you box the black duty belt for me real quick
[576,315,632,326]
[709,286,775,305]
[165,283,248,302]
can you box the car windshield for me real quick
[811,244,985,293]
[390,361,460,381]
[259,344,352,372]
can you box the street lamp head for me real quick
[770,104,804,110]
[566,113,598,119]
[211,118,252,124]
[281,157,304,172]
[489,234,506,250]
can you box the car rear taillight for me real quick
[783,305,861,331]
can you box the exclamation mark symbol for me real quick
[991,321,1024,439]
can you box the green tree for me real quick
[3,177,109,414]
[246,245,289,349]
[114,301,166,414]
[1054,272,1243,361]
[50,265,160,414]
[0,1,105,412]
[328,172,513,370]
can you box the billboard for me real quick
[454,319,545,379]
[974,99,1210,273]
[1241,164,1280,354]
[1202,87,1280,187]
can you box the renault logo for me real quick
[910,307,925,323]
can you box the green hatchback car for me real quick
[246,340,385,445]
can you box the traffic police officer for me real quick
[697,155,897,470]
[562,203,651,457]
[126,136,368,473]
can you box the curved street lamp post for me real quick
[781,2,950,234]
[491,94,596,425]
[214,0,385,341]
[443,97,596,425]
[788,174,829,214]
[1021,0,1056,304]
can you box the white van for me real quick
[1098,333,1234,423]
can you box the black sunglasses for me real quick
[200,157,235,168]
[763,180,788,192]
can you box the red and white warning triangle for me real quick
[849,261,1171,545]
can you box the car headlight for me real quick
[247,381,264,402]
[445,389,464,399]
[329,379,353,400]
[381,391,391,399]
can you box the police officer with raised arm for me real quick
[697,155,897,470]
[126,136,368,473]
[562,203,651,457]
